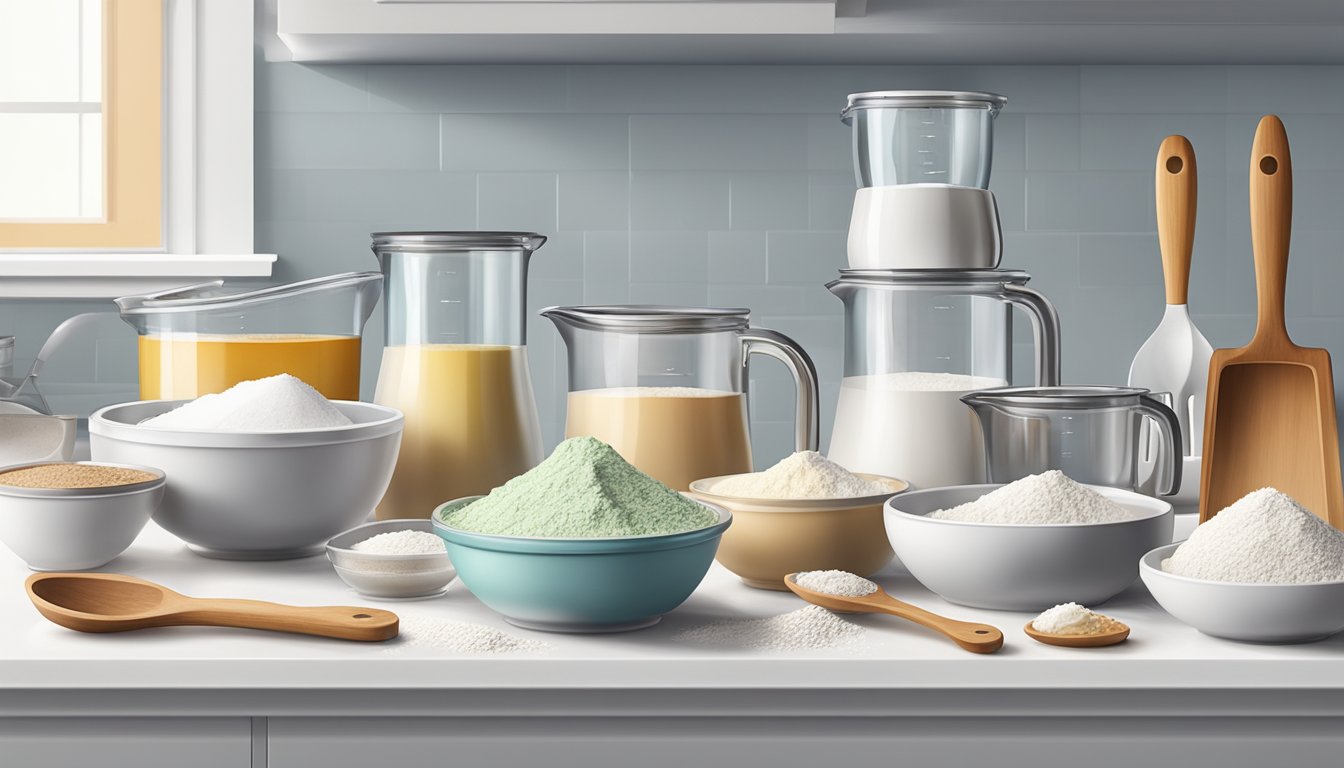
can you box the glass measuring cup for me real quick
[115,272,382,401]
[842,90,1006,189]
[542,305,819,491]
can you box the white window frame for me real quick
[0,0,275,299]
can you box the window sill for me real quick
[0,253,277,299]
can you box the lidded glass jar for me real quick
[826,269,1060,490]
[842,90,1006,189]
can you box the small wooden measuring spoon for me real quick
[26,573,399,642]
[1024,619,1130,648]
[785,573,1003,654]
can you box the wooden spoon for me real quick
[1023,620,1130,648]
[785,573,1003,654]
[26,573,399,642]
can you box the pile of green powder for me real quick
[441,436,719,538]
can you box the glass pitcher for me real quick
[826,269,1061,490]
[115,272,382,401]
[542,306,819,491]
[371,232,546,520]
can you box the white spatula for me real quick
[1129,135,1213,456]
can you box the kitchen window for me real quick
[0,0,272,299]
[0,0,161,249]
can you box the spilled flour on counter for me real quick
[675,606,865,652]
[392,616,551,655]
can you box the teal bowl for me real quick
[432,496,732,633]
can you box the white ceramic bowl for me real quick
[326,519,455,600]
[89,400,402,560]
[0,461,165,571]
[1140,543,1344,643]
[885,484,1173,611]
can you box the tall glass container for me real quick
[543,306,819,491]
[372,232,546,519]
[826,269,1060,490]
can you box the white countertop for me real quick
[5,521,1344,701]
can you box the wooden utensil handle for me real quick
[1249,115,1294,348]
[875,596,1004,654]
[174,599,399,641]
[1156,135,1197,306]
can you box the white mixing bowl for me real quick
[885,484,1173,611]
[1140,543,1344,643]
[89,400,402,560]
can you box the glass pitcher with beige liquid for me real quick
[371,232,546,520]
[542,306,820,491]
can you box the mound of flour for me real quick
[1162,488,1344,583]
[674,606,865,652]
[707,451,892,499]
[929,470,1131,524]
[143,374,352,431]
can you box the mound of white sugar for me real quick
[1162,488,1344,584]
[929,470,1132,525]
[353,530,446,556]
[792,570,879,597]
[1032,603,1105,634]
[394,617,550,654]
[707,451,893,499]
[143,374,352,431]
[674,605,865,651]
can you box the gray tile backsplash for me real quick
[7,62,1344,469]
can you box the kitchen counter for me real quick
[4,523,1344,768]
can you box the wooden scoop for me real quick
[1200,115,1344,528]
[26,573,399,642]
[785,573,1003,654]
[1023,620,1129,648]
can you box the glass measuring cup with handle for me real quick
[542,305,819,491]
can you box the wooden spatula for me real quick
[1199,115,1344,528]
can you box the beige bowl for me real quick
[688,473,908,591]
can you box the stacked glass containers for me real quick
[372,232,546,519]
[829,92,1063,490]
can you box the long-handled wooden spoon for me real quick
[785,573,1003,654]
[26,573,399,642]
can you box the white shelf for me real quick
[0,253,277,299]
[265,0,1344,64]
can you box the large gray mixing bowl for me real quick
[89,400,402,560]
[885,484,1172,611]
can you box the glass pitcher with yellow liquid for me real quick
[371,232,546,520]
[115,273,382,401]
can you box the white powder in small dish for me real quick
[1162,488,1344,584]
[394,616,550,654]
[929,470,1133,525]
[792,570,879,597]
[143,374,352,431]
[353,530,446,556]
[707,451,895,499]
[674,605,865,651]
[1032,603,1106,635]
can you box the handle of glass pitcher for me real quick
[1135,394,1183,497]
[1001,284,1062,387]
[739,329,820,453]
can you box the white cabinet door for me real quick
[0,718,251,768]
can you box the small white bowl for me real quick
[885,484,1173,611]
[0,461,165,571]
[326,519,455,600]
[1140,543,1344,643]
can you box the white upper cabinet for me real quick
[264,0,1344,64]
